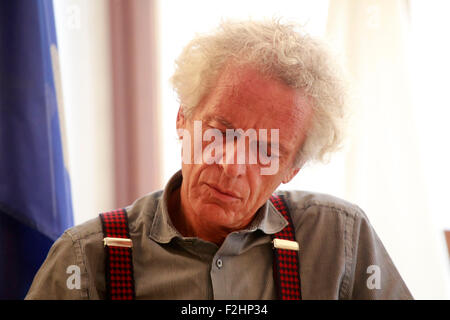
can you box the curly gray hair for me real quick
[170,18,348,166]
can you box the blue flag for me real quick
[0,0,74,299]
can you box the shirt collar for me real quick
[148,170,288,244]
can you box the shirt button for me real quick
[216,258,223,269]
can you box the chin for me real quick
[195,201,238,223]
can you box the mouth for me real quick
[204,183,241,202]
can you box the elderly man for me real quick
[26,19,412,300]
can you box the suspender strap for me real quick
[99,209,136,300]
[270,194,302,300]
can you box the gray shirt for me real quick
[25,170,413,300]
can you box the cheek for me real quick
[182,163,201,184]
[181,164,202,198]
[246,168,277,202]
[182,163,215,198]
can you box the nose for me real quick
[221,161,246,178]
[220,139,246,178]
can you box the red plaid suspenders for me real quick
[99,209,135,300]
[269,194,302,300]
[99,194,301,300]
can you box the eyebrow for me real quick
[205,115,235,129]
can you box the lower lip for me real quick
[205,184,240,202]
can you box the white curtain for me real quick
[322,0,450,299]
[53,0,115,225]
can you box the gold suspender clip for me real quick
[272,238,299,251]
[103,237,133,248]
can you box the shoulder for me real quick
[65,189,164,244]
[274,189,366,229]
[274,190,413,299]
[26,189,164,299]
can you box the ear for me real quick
[281,167,300,184]
[176,105,186,138]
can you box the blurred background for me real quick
[1,0,449,299]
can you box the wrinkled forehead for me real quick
[199,64,313,131]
